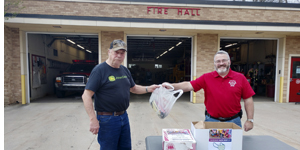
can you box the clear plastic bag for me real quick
[149,84,183,119]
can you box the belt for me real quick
[97,111,125,116]
[205,110,242,122]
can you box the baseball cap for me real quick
[110,39,127,51]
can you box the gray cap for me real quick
[110,39,127,51]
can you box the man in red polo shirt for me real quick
[162,50,254,132]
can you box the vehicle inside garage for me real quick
[27,33,98,100]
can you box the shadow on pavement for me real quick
[31,93,84,103]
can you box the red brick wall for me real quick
[4,26,22,105]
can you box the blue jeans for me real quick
[205,115,242,127]
[97,111,131,150]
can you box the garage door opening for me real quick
[127,36,192,101]
[27,33,98,101]
[220,38,277,100]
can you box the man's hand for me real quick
[90,118,99,135]
[162,82,173,89]
[244,121,253,132]
[130,84,160,94]
[147,84,161,92]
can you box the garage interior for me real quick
[27,33,98,100]
[220,38,277,98]
[127,37,277,101]
[127,36,192,102]
[27,34,277,101]
[127,36,192,85]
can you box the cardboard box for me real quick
[191,121,243,150]
[162,129,196,150]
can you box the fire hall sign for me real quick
[147,6,200,16]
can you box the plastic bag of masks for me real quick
[149,84,183,119]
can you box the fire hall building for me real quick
[4,0,300,105]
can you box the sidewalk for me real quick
[4,94,300,150]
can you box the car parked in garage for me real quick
[54,60,97,98]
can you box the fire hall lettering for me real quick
[147,7,200,16]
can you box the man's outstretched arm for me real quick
[162,81,194,92]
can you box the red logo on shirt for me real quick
[229,80,236,87]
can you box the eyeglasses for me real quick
[214,59,229,64]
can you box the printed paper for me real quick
[208,129,232,150]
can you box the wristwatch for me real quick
[247,119,254,123]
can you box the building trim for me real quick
[5,18,300,34]
[6,13,300,27]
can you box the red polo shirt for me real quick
[190,69,255,118]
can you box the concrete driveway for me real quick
[4,93,300,150]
